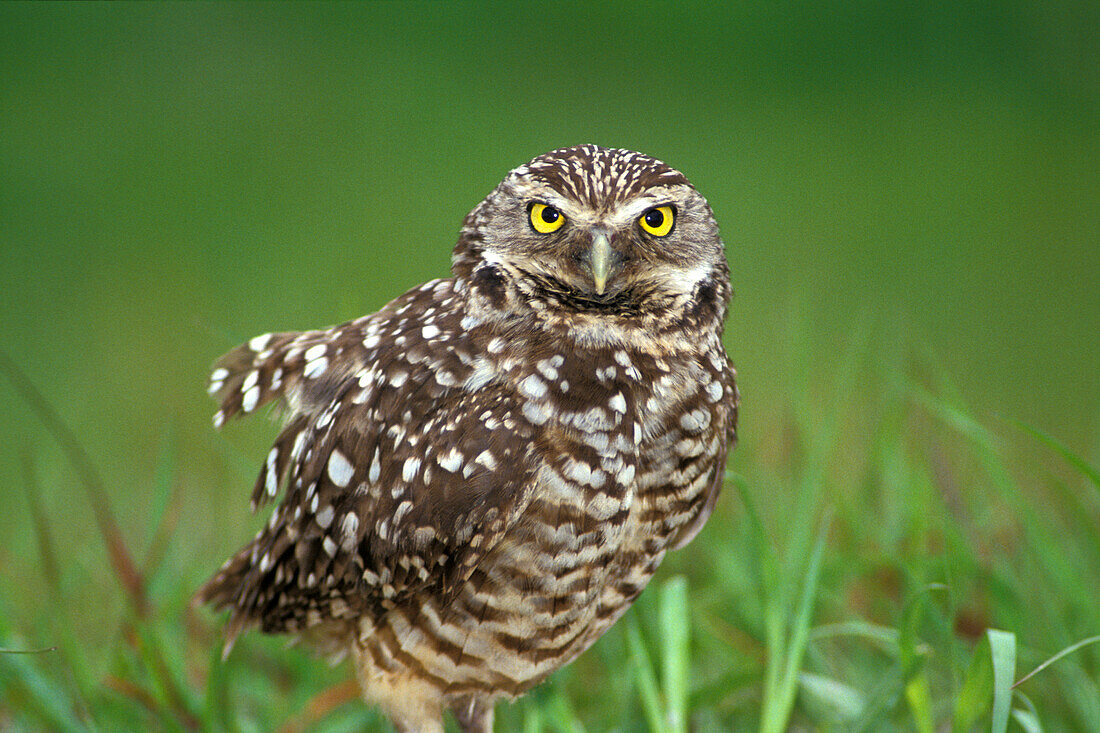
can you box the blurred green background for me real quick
[2,1,1098,729]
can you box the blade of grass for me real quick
[1006,417,1100,495]
[904,672,935,733]
[21,452,99,725]
[1012,708,1043,733]
[1051,662,1100,730]
[275,679,359,733]
[124,621,200,730]
[760,598,787,733]
[732,474,788,733]
[918,387,1100,626]
[898,583,949,731]
[760,513,829,733]
[797,671,864,721]
[201,642,233,732]
[522,697,543,733]
[1013,634,1100,689]
[659,576,689,733]
[141,426,183,583]
[732,474,778,603]
[0,348,147,615]
[847,664,907,732]
[1011,691,1044,733]
[103,675,163,720]
[953,634,993,733]
[0,646,86,732]
[625,613,665,733]
[812,619,936,658]
[988,629,1016,733]
[149,426,177,543]
[543,687,586,733]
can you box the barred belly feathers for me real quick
[197,145,739,732]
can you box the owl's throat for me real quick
[522,270,646,317]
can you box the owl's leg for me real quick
[448,695,494,733]
[351,637,445,733]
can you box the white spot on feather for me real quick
[464,356,495,392]
[474,450,497,471]
[402,457,421,483]
[341,513,359,552]
[680,408,711,433]
[368,447,381,483]
[316,505,334,528]
[328,449,354,487]
[303,356,328,379]
[535,358,559,380]
[249,333,273,352]
[393,501,413,525]
[709,349,726,372]
[265,448,279,496]
[241,385,260,412]
[706,380,724,402]
[518,373,548,400]
[291,431,307,461]
[522,400,551,425]
[437,447,463,473]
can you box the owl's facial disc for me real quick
[458,146,728,317]
[488,188,713,308]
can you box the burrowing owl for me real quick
[198,145,738,732]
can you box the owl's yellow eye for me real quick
[638,205,675,237]
[529,203,565,234]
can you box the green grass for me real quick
[2,326,1098,733]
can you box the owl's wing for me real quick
[197,280,539,652]
[669,352,739,551]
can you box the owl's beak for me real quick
[589,232,614,296]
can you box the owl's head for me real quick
[454,145,730,335]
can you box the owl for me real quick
[197,145,738,732]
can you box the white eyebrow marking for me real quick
[608,196,677,227]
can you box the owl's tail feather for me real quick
[192,541,259,659]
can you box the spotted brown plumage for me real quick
[197,145,739,732]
